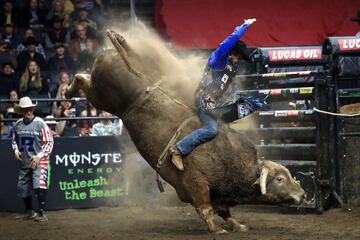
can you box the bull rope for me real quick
[156,116,196,168]
[313,107,360,117]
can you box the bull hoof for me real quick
[232,224,249,232]
[227,218,249,232]
[214,229,228,235]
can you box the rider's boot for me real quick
[170,146,184,171]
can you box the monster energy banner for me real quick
[0,136,137,212]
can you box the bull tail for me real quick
[106,29,145,80]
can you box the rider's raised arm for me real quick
[208,23,249,69]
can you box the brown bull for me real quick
[65,29,306,234]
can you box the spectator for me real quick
[16,36,45,72]
[47,43,74,90]
[77,18,100,41]
[0,38,17,69]
[76,38,98,72]
[19,0,46,29]
[44,17,71,51]
[0,62,18,98]
[50,71,71,98]
[1,23,18,49]
[16,28,46,59]
[72,6,97,30]
[79,101,100,136]
[91,111,123,136]
[54,82,69,114]
[69,0,86,24]
[0,0,18,27]
[9,88,18,102]
[55,82,68,99]
[58,71,71,85]
[0,113,12,139]
[5,89,21,119]
[18,60,47,97]
[44,115,58,137]
[56,99,78,137]
[68,23,98,59]
[46,0,70,28]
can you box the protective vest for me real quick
[195,59,238,110]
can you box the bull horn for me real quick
[260,167,269,195]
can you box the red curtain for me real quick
[155,0,360,48]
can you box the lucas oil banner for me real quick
[0,136,137,212]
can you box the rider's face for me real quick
[230,53,241,63]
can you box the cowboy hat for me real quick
[44,115,58,125]
[14,96,37,114]
[350,9,360,22]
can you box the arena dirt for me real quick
[0,205,359,240]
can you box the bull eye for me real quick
[276,176,283,182]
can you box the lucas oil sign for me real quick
[338,39,360,51]
[269,48,322,61]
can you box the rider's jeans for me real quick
[176,109,219,155]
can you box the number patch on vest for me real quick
[221,74,229,84]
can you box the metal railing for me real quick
[0,98,120,136]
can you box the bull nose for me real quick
[297,192,307,204]
[292,191,306,205]
[302,192,307,200]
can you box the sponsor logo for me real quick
[55,152,122,167]
[259,89,270,95]
[289,88,299,94]
[274,111,288,117]
[338,39,360,51]
[300,87,313,94]
[259,111,274,116]
[270,89,282,95]
[287,110,299,116]
[269,49,322,61]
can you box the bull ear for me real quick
[260,167,269,195]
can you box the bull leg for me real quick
[189,181,227,234]
[65,74,91,99]
[215,206,248,232]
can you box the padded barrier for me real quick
[252,46,328,87]
[323,36,360,77]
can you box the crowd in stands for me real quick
[0,0,123,139]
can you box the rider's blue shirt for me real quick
[195,23,250,110]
